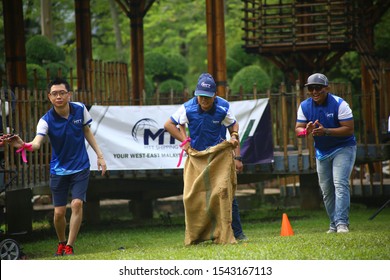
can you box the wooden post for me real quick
[281,83,288,171]
[75,0,93,91]
[129,1,145,105]
[3,0,27,89]
[206,0,227,97]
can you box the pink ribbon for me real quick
[176,137,191,167]
[16,143,33,163]
[297,129,307,137]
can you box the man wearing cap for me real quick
[164,73,247,244]
[295,73,356,233]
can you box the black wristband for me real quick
[234,156,243,161]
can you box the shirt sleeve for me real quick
[170,104,188,125]
[296,105,307,123]
[338,101,353,121]
[222,107,237,127]
[83,105,92,126]
[36,118,48,136]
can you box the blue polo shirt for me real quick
[297,93,356,159]
[170,96,236,151]
[36,102,92,175]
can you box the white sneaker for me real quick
[337,224,349,233]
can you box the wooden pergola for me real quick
[2,0,228,104]
[242,0,390,144]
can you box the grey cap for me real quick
[305,73,329,86]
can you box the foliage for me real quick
[25,35,69,89]
[228,43,259,67]
[226,57,243,81]
[26,35,65,64]
[227,44,283,90]
[90,0,129,63]
[145,51,188,86]
[26,64,47,89]
[44,62,69,80]
[145,52,170,83]
[143,0,208,88]
[158,79,185,94]
[144,75,155,100]
[374,9,390,61]
[230,65,271,95]
[327,52,361,93]
[165,53,189,82]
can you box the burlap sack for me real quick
[183,141,237,245]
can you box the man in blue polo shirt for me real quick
[164,73,247,242]
[6,77,107,256]
[296,73,356,234]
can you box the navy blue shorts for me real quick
[49,169,90,207]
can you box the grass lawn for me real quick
[15,201,390,260]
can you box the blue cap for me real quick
[194,73,216,98]
[305,73,329,86]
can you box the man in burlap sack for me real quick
[164,73,244,245]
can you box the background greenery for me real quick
[1,0,390,93]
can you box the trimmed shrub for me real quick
[44,62,69,79]
[159,79,184,94]
[26,35,64,64]
[26,64,47,89]
[228,43,259,67]
[230,65,271,95]
[226,57,243,80]
[144,75,155,100]
[145,52,169,82]
[165,53,188,80]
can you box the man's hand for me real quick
[1,134,24,148]
[229,137,238,148]
[235,159,243,173]
[97,157,107,176]
[312,120,325,136]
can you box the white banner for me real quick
[86,99,269,170]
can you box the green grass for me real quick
[16,202,390,260]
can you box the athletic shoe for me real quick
[55,242,66,256]
[326,227,337,234]
[64,245,74,256]
[236,233,248,241]
[337,224,349,233]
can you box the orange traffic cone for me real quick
[280,213,294,236]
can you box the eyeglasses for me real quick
[50,91,69,97]
[307,85,325,92]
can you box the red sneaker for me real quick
[55,242,66,256]
[64,245,74,256]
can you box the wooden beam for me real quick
[115,0,156,105]
[3,0,27,89]
[75,0,93,91]
[129,0,145,105]
[206,0,227,98]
